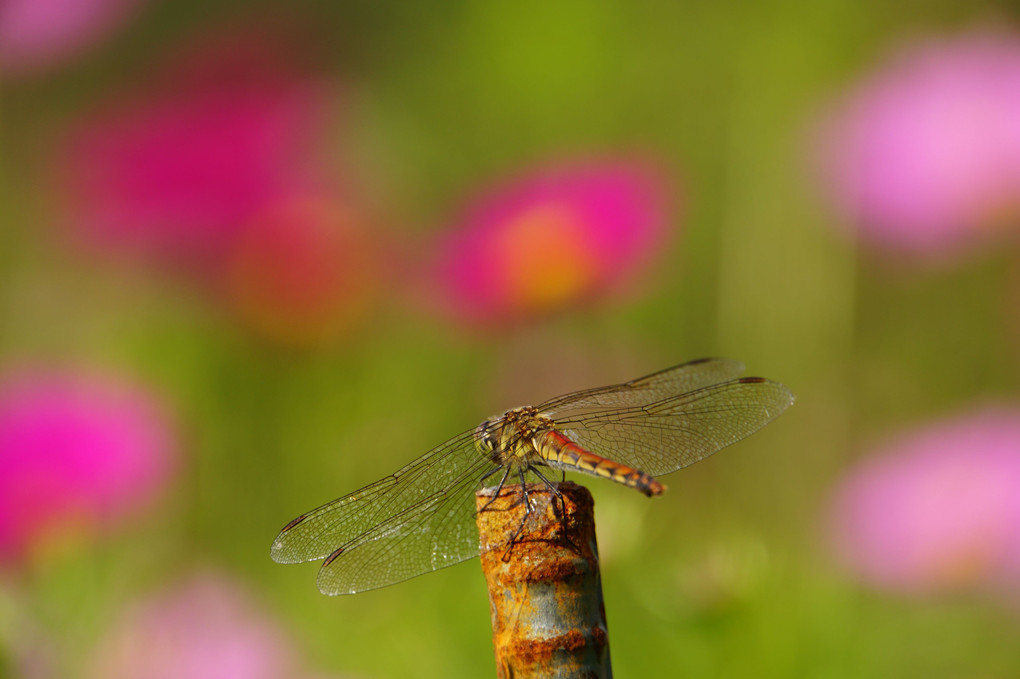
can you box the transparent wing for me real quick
[537,358,746,413]
[270,429,500,594]
[272,359,792,595]
[551,378,794,477]
[314,461,494,595]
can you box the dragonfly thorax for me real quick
[271,358,795,596]
[474,406,554,467]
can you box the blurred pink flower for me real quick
[87,572,300,679]
[829,409,1020,594]
[430,158,673,325]
[56,27,332,270]
[0,0,145,76]
[223,191,381,347]
[815,32,1020,255]
[0,369,175,565]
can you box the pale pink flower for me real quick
[0,0,145,76]
[0,368,176,565]
[815,32,1020,255]
[430,157,673,325]
[56,27,332,270]
[222,191,381,347]
[87,572,297,679]
[829,409,1020,593]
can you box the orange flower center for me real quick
[494,205,598,314]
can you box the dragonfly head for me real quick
[474,417,503,463]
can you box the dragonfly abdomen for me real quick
[538,430,664,497]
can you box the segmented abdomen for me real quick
[538,430,664,497]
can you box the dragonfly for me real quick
[271,358,794,595]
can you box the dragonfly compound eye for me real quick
[474,419,496,452]
[271,358,794,596]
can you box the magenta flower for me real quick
[0,0,145,76]
[815,32,1020,255]
[222,191,380,347]
[430,157,673,325]
[56,28,332,269]
[86,572,341,679]
[829,409,1020,594]
[87,572,290,679]
[0,368,176,565]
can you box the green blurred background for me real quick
[3,1,1020,677]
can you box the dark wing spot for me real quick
[280,514,306,532]
[738,376,767,384]
[323,546,345,567]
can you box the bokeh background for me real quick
[3,1,1020,677]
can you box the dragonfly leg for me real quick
[501,469,533,561]
[478,465,512,513]
[519,468,531,507]
[528,464,566,519]
[479,464,504,485]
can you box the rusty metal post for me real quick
[475,481,612,678]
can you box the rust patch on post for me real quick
[476,481,612,678]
